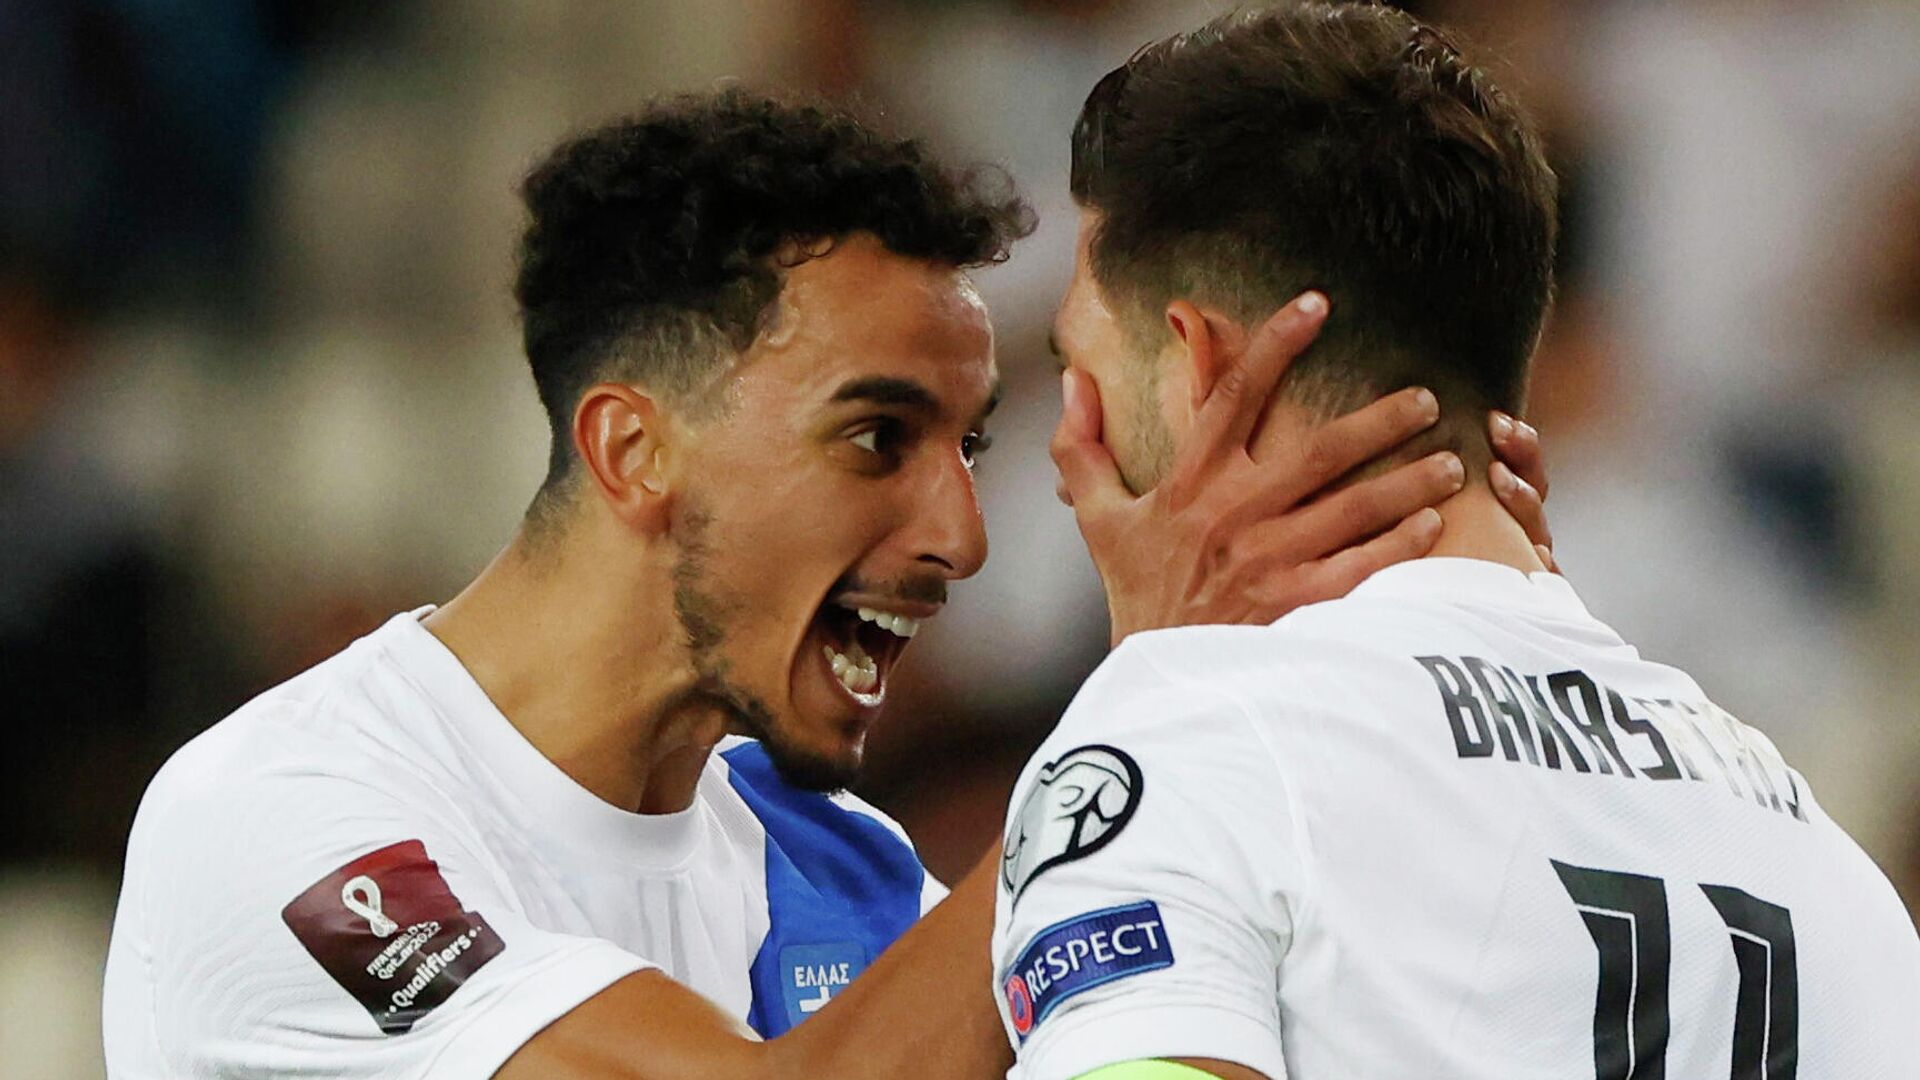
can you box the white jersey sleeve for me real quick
[103,725,649,1079]
[991,637,1306,1080]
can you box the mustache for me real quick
[828,574,948,607]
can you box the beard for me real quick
[669,500,861,794]
[1116,364,1178,495]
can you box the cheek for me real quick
[693,466,880,598]
[1151,365,1192,440]
[1097,379,1132,448]
[1080,361,1140,449]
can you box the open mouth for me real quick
[809,597,924,706]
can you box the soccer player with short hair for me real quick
[101,89,1548,1078]
[993,5,1920,1079]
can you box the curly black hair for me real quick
[514,89,1033,494]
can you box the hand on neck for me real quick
[423,513,721,816]
[1426,483,1550,575]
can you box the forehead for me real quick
[737,234,996,406]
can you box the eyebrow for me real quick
[829,375,1002,425]
[831,376,939,410]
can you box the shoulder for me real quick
[142,706,373,831]
[126,644,482,922]
[1006,633,1301,890]
[1049,626,1316,747]
[1071,598,1469,726]
[716,739,926,900]
[140,653,425,832]
[997,636,1322,952]
[129,718,462,918]
[1088,607,1418,691]
[1012,619,1407,880]
[142,609,478,817]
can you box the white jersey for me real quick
[103,609,941,1079]
[992,558,1920,1080]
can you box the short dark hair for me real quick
[514,89,1033,496]
[1072,2,1558,457]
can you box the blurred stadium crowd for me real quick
[3,0,1918,1074]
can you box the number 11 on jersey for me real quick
[1552,860,1797,1080]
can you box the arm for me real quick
[1079,1063,1268,1080]
[1167,1062,1268,1080]
[144,748,1008,1080]
[497,853,1006,1080]
[991,666,1299,1080]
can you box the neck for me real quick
[1426,483,1550,574]
[423,518,722,815]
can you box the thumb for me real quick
[1050,368,1129,515]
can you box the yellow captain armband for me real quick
[1073,1062,1222,1080]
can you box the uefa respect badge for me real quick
[281,840,504,1034]
[1002,900,1174,1042]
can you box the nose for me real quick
[908,449,989,580]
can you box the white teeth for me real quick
[851,606,921,639]
[820,603,930,700]
[822,643,879,696]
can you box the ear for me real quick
[572,383,675,535]
[1165,300,1250,413]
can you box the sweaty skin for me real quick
[760,289,803,351]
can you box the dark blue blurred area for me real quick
[0,0,402,309]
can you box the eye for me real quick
[961,431,993,469]
[846,418,905,461]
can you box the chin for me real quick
[718,685,866,793]
[754,722,866,793]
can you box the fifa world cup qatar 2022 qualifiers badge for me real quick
[281,840,504,1034]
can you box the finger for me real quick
[1050,368,1129,516]
[1490,460,1553,554]
[1489,411,1548,500]
[1251,385,1441,511]
[1190,291,1329,457]
[1287,506,1444,606]
[1246,451,1463,562]
[1535,543,1559,575]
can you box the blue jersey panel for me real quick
[722,742,925,1037]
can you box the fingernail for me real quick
[1061,370,1078,411]
[1441,452,1465,486]
[1515,416,1538,439]
[1295,291,1328,318]
[1491,460,1518,493]
[1491,411,1514,439]
[1414,387,1438,415]
[1416,507,1444,533]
